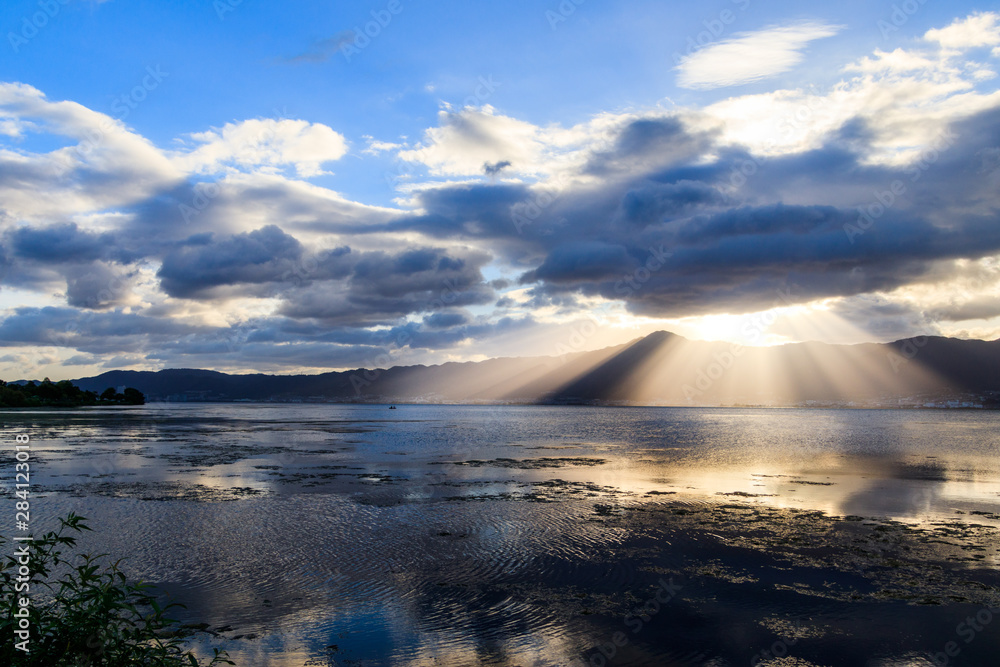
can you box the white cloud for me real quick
[676,21,842,90]
[395,105,635,182]
[176,118,348,178]
[0,116,29,137]
[924,11,1000,50]
[843,48,940,75]
[3,11,1000,371]
[398,106,553,177]
[0,82,182,225]
[361,136,402,155]
[698,23,1000,166]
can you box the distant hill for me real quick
[69,332,1000,407]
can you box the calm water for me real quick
[4,404,1000,666]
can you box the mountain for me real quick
[69,332,1000,407]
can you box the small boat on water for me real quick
[389,405,396,409]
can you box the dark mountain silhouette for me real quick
[69,332,1000,407]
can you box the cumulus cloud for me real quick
[924,11,1000,50]
[397,106,548,177]
[278,246,494,325]
[157,225,308,298]
[2,12,1000,377]
[394,105,611,179]
[390,103,1000,318]
[64,262,139,310]
[176,118,349,177]
[676,21,842,90]
[0,83,183,224]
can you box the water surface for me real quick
[6,405,1000,666]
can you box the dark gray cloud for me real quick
[157,226,301,297]
[483,160,511,176]
[395,183,532,240]
[584,117,716,176]
[391,106,1000,318]
[620,180,726,227]
[521,242,633,284]
[7,223,136,265]
[382,314,535,350]
[65,263,136,310]
[1,223,146,300]
[817,296,942,342]
[278,246,494,325]
[423,311,469,329]
[0,307,211,353]
[930,297,1000,323]
[3,97,999,374]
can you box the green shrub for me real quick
[1,514,233,667]
[0,380,145,408]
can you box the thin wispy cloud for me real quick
[676,21,842,90]
[282,31,356,64]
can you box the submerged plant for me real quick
[1,513,233,667]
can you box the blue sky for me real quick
[1,0,999,379]
[4,0,985,206]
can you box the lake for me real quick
[5,404,1000,666]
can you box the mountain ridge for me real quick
[63,331,1000,407]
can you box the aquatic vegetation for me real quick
[0,513,232,667]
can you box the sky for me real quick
[1,0,999,380]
